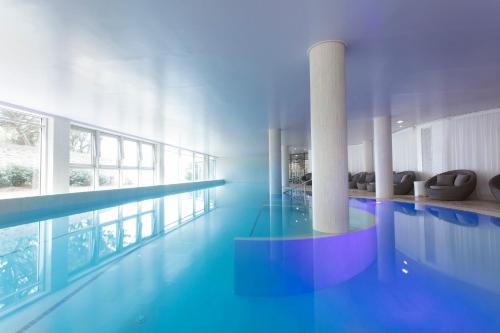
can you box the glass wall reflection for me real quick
[0,188,217,316]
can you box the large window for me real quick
[164,146,179,184]
[208,157,216,180]
[139,143,155,186]
[194,153,205,181]
[0,108,44,199]
[69,126,95,192]
[69,126,157,192]
[180,150,193,182]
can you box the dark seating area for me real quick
[357,172,374,190]
[301,173,312,185]
[349,172,366,189]
[490,174,500,202]
[394,171,416,195]
[425,170,477,201]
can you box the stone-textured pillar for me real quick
[362,140,374,172]
[281,145,289,187]
[374,115,393,198]
[309,41,349,233]
[269,128,282,195]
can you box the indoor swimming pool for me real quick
[0,183,499,332]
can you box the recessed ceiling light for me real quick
[396,120,404,124]
[399,125,404,128]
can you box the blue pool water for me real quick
[0,183,500,332]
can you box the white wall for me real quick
[216,154,268,184]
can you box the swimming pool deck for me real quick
[349,189,500,218]
[292,185,500,218]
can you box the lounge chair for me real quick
[349,172,366,189]
[300,173,312,186]
[394,171,416,195]
[489,174,500,202]
[358,172,374,190]
[425,170,476,201]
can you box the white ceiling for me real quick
[1,0,500,156]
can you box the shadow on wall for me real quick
[217,154,269,184]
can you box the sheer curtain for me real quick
[348,144,364,174]
[392,128,417,172]
[446,109,500,199]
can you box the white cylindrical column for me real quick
[309,41,349,234]
[269,128,282,195]
[374,115,394,198]
[362,140,374,173]
[281,145,289,187]
[47,116,70,194]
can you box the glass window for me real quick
[99,224,117,257]
[68,211,94,232]
[140,170,154,186]
[194,153,205,181]
[209,157,216,180]
[0,222,42,308]
[208,188,216,210]
[68,231,93,272]
[164,146,179,184]
[140,143,154,168]
[122,218,137,247]
[180,150,193,182]
[122,139,139,168]
[98,169,119,189]
[140,213,154,238]
[69,127,93,165]
[122,169,139,187]
[69,168,94,192]
[122,202,138,217]
[0,108,43,199]
[164,194,179,230]
[195,190,205,214]
[180,192,193,221]
[139,199,154,212]
[98,207,119,224]
[99,135,119,167]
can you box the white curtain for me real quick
[348,144,364,174]
[392,127,417,172]
[446,109,500,199]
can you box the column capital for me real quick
[308,40,347,55]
